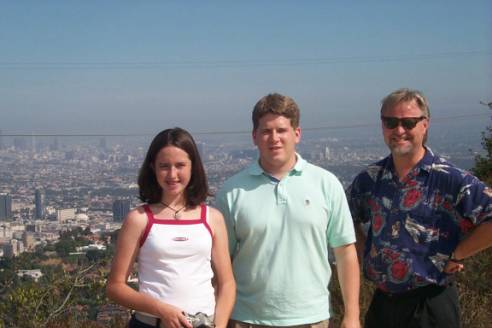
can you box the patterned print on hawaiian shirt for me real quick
[347,147,492,293]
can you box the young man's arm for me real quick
[333,243,361,328]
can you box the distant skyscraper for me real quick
[324,146,331,160]
[31,133,36,152]
[22,231,35,251]
[13,137,27,151]
[35,189,45,219]
[112,199,131,222]
[99,137,107,150]
[50,137,59,151]
[0,193,13,220]
[65,150,75,160]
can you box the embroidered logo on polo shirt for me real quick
[172,237,189,241]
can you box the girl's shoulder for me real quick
[206,205,223,218]
[123,205,150,230]
[206,205,226,230]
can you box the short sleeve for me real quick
[215,188,238,256]
[455,174,492,227]
[326,176,356,248]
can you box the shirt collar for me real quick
[385,146,435,175]
[420,146,436,172]
[248,153,306,176]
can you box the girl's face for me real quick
[153,145,192,200]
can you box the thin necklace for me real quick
[160,201,186,219]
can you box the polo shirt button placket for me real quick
[277,182,287,204]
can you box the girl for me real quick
[107,128,235,328]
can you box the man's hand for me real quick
[443,260,464,274]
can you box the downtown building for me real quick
[0,193,12,221]
[112,199,131,222]
[35,189,45,219]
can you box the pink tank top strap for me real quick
[139,204,155,247]
[200,203,213,238]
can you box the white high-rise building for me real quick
[57,208,76,223]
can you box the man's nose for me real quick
[393,124,406,134]
[270,131,280,142]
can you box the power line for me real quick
[0,51,489,70]
[1,113,488,137]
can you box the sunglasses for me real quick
[381,116,427,130]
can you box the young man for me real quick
[216,93,360,328]
[348,88,492,328]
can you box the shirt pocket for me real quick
[403,205,440,248]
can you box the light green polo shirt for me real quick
[215,154,355,326]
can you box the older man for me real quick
[348,88,492,328]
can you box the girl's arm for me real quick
[209,207,236,328]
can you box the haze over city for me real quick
[1,1,491,137]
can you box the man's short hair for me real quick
[252,93,300,130]
[380,88,430,118]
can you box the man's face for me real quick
[253,113,301,174]
[382,99,428,157]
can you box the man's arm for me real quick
[444,222,492,273]
[444,176,492,273]
[354,222,367,263]
[333,243,361,328]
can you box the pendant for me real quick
[174,212,182,219]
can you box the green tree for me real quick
[85,249,105,263]
[0,264,105,328]
[54,238,77,258]
[472,103,492,184]
[473,125,492,185]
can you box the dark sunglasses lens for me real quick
[382,117,399,129]
[401,118,419,129]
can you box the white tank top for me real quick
[137,204,215,315]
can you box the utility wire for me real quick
[0,51,489,70]
[1,113,488,137]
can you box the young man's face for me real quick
[253,113,301,174]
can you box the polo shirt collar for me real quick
[248,153,306,176]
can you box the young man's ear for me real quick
[294,127,301,144]
[252,129,258,146]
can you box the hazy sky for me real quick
[1,1,491,135]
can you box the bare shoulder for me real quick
[121,206,149,232]
[207,206,226,230]
[208,206,225,221]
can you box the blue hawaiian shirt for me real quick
[347,147,492,293]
